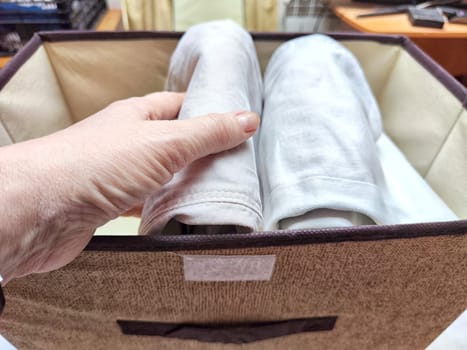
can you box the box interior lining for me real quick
[0,36,465,229]
[0,46,73,146]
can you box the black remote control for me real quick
[408,7,445,28]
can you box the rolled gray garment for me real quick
[259,34,388,230]
[261,34,456,230]
[139,20,263,235]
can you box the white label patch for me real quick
[183,255,276,281]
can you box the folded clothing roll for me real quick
[280,133,458,230]
[259,34,456,230]
[139,20,263,235]
[259,34,387,230]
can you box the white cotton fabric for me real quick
[279,133,458,230]
[376,133,457,224]
[258,35,457,230]
[280,209,375,230]
[139,20,263,235]
[259,34,387,230]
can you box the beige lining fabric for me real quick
[0,46,73,143]
[43,39,179,122]
[379,49,464,176]
[426,109,467,217]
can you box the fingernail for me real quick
[235,112,259,133]
[233,110,248,116]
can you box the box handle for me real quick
[117,316,337,344]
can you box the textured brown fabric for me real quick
[2,234,467,349]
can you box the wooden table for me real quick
[0,9,122,69]
[333,5,467,76]
[95,9,122,31]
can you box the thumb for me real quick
[184,110,259,157]
[157,111,260,173]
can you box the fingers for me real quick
[140,92,185,120]
[158,111,260,173]
[184,110,260,156]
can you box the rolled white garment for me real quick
[139,20,263,235]
[280,209,375,230]
[261,34,456,231]
[258,35,390,230]
[260,34,387,230]
[281,134,458,230]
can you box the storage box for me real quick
[0,31,466,349]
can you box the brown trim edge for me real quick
[117,316,337,344]
[35,29,406,45]
[0,34,43,91]
[86,219,467,252]
[38,30,183,42]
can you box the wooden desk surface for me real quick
[0,56,11,68]
[0,9,122,69]
[334,5,467,38]
[95,9,122,31]
[333,5,467,76]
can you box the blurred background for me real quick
[0,0,355,57]
[1,0,465,84]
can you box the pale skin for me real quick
[0,92,259,284]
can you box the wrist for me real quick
[0,143,60,283]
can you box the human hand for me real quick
[0,92,259,283]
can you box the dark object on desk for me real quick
[438,5,464,18]
[450,13,467,22]
[357,5,410,17]
[408,6,445,27]
[356,0,461,17]
[441,7,467,23]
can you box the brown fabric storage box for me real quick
[0,31,466,350]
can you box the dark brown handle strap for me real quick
[117,316,337,344]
